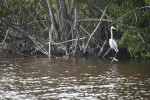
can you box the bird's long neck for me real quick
[111,28,113,39]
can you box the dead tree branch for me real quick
[111,6,150,26]
[0,29,9,50]
[46,0,59,40]
[77,19,112,23]
[98,40,107,57]
[83,6,107,54]
[52,36,87,45]
[0,18,49,56]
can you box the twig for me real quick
[3,0,8,9]
[46,0,58,40]
[127,25,150,55]
[83,6,107,54]
[68,0,74,15]
[79,25,101,49]
[98,40,107,57]
[52,36,87,45]
[137,32,150,54]
[0,18,49,56]
[79,25,90,36]
[73,8,79,55]
[0,29,9,50]
[29,36,48,55]
[77,18,112,23]
[49,24,53,58]
[95,6,112,20]
[110,6,150,26]
[103,47,111,58]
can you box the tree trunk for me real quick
[56,0,71,41]
[46,0,59,41]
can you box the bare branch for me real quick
[0,29,9,50]
[98,40,107,57]
[111,6,150,26]
[49,24,53,58]
[46,0,58,40]
[52,36,87,45]
[77,19,112,23]
[83,6,107,54]
[103,47,111,58]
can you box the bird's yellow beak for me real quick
[113,27,116,30]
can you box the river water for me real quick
[0,54,150,99]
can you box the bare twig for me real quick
[68,0,74,15]
[46,0,58,40]
[103,47,111,58]
[137,32,150,54]
[77,19,112,23]
[73,8,79,55]
[95,6,112,20]
[111,6,150,26]
[83,6,107,54]
[98,40,107,57]
[0,18,49,56]
[52,36,87,45]
[79,25,100,46]
[3,0,8,9]
[127,25,150,55]
[29,36,48,55]
[0,29,9,50]
[49,24,53,58]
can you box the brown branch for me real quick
[52,36,87,45]
[77,19,112,23]
[103,47,111,58]
[0,29,9,50]
[73,8,79,55]
[46,0,58,40]
[98,40,107,57]
[0,18,49,56]
[83,6,107,54]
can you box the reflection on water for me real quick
[0,54,150,99]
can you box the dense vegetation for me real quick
[0,0,150,59]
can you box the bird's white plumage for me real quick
[109,39,118,53]
[109,26,119,53]
[109,26,119,63]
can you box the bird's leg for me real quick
[111,49,115,57]
[111,52,118,63]
[114,52,117,58]
[114,52,118,61]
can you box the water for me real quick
[0,54,150,99]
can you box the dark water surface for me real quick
[0,54,150,99]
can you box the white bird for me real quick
[109,26,119,62]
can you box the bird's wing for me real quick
[112,40,118,52]
[109,39,113,48]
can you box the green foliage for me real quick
[145,0,150,5]
[106,0,150,59]
[0,7,4,16]
[1,0,150,59]
[74,0,150,59]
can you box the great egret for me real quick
[109,26,118,62]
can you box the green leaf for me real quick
[145,0,150,4]
[0,7,4,16]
